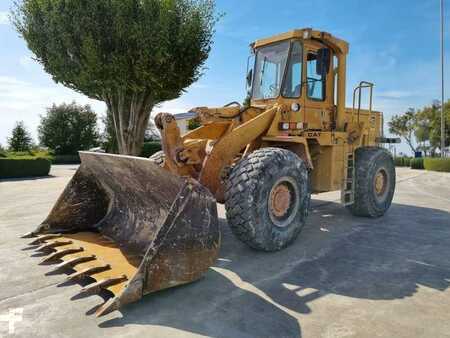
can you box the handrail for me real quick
[352,81,374,124]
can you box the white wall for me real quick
[176,119,189,135]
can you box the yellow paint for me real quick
[42,232,140,296]
[156,28,384,197]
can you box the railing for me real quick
[352,81,374,124]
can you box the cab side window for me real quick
[306,52,326,101]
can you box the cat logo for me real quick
[370,115,376,126]
[306,132,321,138]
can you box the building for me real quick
[174,111,198,134]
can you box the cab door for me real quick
[302,41,335,131]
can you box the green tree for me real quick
[417,101,450,155]
[101,110,160,154]
[38,102,99,155]
[188,118,202,130]
[388,108,417,154]
[8,121,33,152]
[13,0,219,155]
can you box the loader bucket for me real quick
[23,152,220,317]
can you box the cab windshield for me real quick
[252,41,290,100]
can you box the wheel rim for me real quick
[374,168,388,199]
[268,177,300,228]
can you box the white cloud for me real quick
[377,90,415,100]
[190,83,208,89]
[0,76,106,146]
[0,11,9,25]
[0,75,196,146]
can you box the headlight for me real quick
[279,123,290,130]
[291,103,300,112]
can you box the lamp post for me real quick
[441,0,446,157]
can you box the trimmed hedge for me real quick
[424,158,450,172]
[395,157,411,167]
[410,158,425,170]
[140,142,162,158]
[51,154,81,164]
[0,158,51,179]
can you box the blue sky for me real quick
[0,0,448,154]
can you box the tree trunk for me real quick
[104,91,153,156]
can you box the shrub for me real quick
[394,157,411,167]
[0,158,51,179]
[140,142,162,158]
[51,154,81,165]
[0,144,6,157]
[410,158,425,170]
[38,102,99,155]
[424,158,450,172]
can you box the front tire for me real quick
[348,147,396,218]
[225,148,310,252]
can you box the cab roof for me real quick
[252,28,349,55]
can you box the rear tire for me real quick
[348,147,396,218]
[149,151,165,167]
[225,148,310,252]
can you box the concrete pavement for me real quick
[0,166,449,338]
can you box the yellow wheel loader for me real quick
[23,28,399,316]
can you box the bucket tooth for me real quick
[39,247,84,264]
[21,231,37,239]
[75,275,128,298]
[95,297,120,317]
[64,264,111,283]
[36,240,73,252]
[45,255,96,275]
[28,234,61,246]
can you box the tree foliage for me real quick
[8,121,33,152]
[38,102,99,155]
[13,0,219,155]
[188,118,201,130]
[389,101,450,156]
[388,108,417,154]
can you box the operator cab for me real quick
[245,28,349,131]
[249,40,329,101]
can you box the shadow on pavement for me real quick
[0,175,56,183]
[98,202,450,338]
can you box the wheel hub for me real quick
[270,184,291,218]
[268,177,300,228]
[374,169,388,197]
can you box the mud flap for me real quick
[23,152,220,316]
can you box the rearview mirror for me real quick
[316,48,331,76]
[246,68,253,89]
[246,54,255,91]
